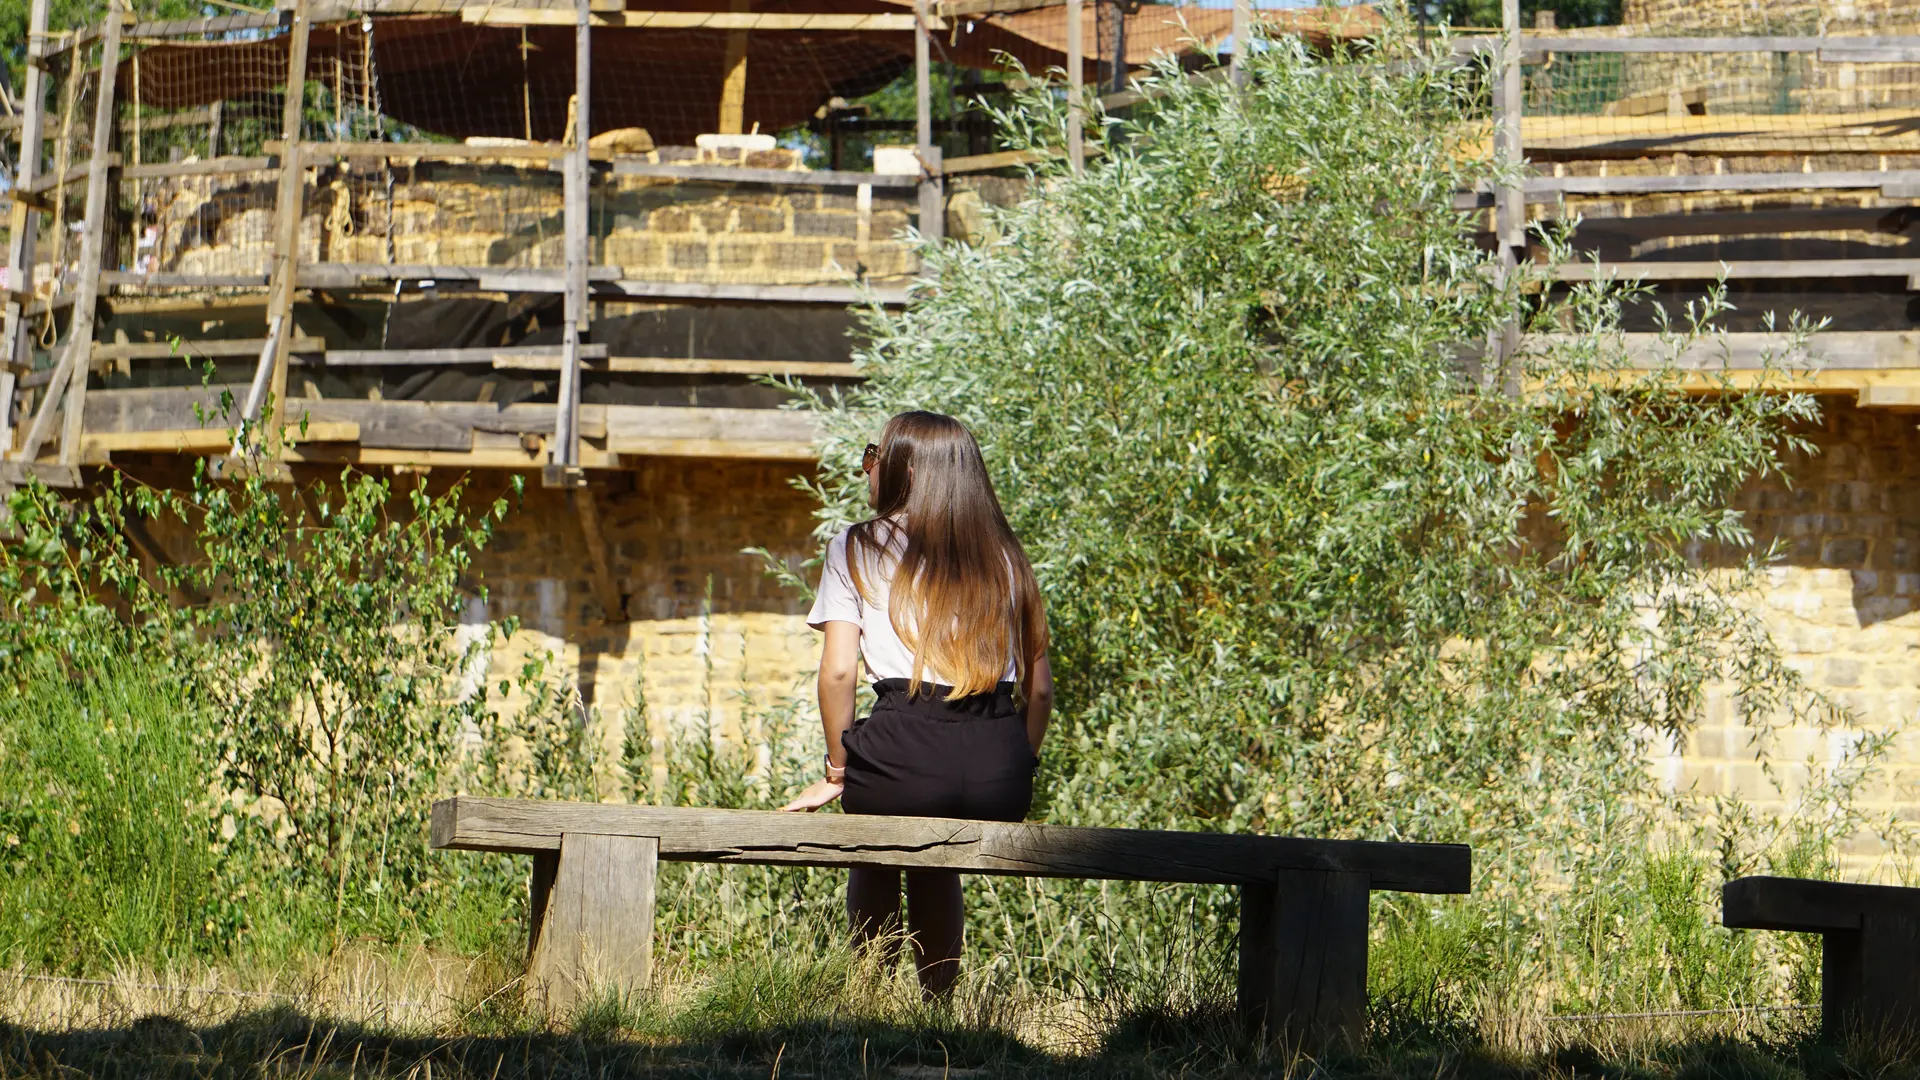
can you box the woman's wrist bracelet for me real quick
[824,755,846,782]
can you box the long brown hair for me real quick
[847,411,1048,698]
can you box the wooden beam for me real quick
[542,796,1467,890]
[572,486,624,622]
[0,461,82,487]
[118,105,215,134]
[119,11,280,38]
[303,344,609,366]
[103,272,272,289]
[1520,169,1920,199]
[431,796,1474,893]
[935,0,1058,17]
[462,7,935,29]
[258,0,312,440]
[518,354,863,377]
[2,0,53,453]
[93,336,325,361]
[275,139,578,162]
[19,8,122,467]
[716,0,750,136]
[551,0,592,477]
[22,156,120,196]
[81,421,358,453]
[610,159,918,188]
[1553,258,1920,282]
[597,278,910,305]
[123,155,276,180]
[1065,0,1082,173]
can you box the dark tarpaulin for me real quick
[120,0,1082,146]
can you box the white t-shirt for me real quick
[806,522,1018,686]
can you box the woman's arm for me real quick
[780,620,861,812]
[1021,653,1054,754]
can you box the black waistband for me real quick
[871,678,1018,720]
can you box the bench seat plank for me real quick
[1723,875,1920,932]
[430,796,1471,895]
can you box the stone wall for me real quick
[137,144,922,288]
[1674,401,1920,874]
[467,456,823,800]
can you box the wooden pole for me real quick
[16,2,124,466]
[717,0,750,134]
[1229,0,1250,88]
[1492,0,1523,378]
[551,0,589,480]
[914,0,942,242]
[1065,0,1083,172]
[1,0,54,451]
[254,0,312,444]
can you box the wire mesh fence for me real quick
[1520,43,1920,160]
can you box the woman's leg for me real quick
[904,870,964,998]
[847,866,903,961]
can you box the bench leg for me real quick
[1823,916,1920,1042]
[527,832,659,1014]
[1238,868,1370,1050]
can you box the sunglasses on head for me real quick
[861,443,879,474]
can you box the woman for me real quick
[780,410,1053,998]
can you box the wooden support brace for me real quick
[1238,868,1369,1050]
[1,0,53,451]
[1819,914,1920,1040]
[572,485,625,622]
[526,832,658,1013]
[17,4,122,466]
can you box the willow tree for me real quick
[790,26,1889,1010]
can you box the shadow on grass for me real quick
[7,1001,1919,1080]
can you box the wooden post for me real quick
[16,2,124,466]
[526,832,658,1013]
[1065,0,1083,173]
[253,0,313,442]
[1,0,53,451]
[1237,868,1370,1050]
[1491,0,1523,377]
[551,0,590,479]
[717,0,750,134]
[1819,916,1920,1040]
[1229,0,1250,88]
[914,0,942,242]
[573,485,624,623]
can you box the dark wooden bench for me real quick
[431,795,1471,1047]
[1723,875,1920,1037]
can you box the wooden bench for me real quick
[1723,875,1920,1038]
[431,796,1470,1046]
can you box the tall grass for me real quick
[0,662,216,967]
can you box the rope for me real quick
[1546,1004,1818,1023]
[39,59,83,351]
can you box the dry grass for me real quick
[3,945,1916,1080]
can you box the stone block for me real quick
[735,206,788,233]
[670,242,710,270]
[794,211,859,238]
[1823,537,1870,568]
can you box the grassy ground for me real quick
[2,947,1914,1080]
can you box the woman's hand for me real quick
[780,778,844,812]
